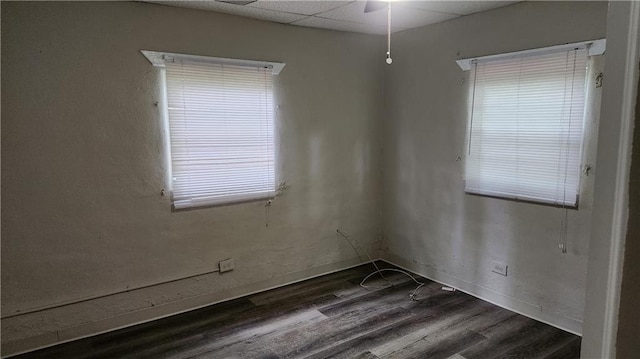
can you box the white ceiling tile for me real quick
[389,6,459,29]
[399,1,520,16]
[314,1,375,23]
[316,1,458,29]
[247,0,351,16]
[149,1,307,23]
[292,16,405,35]
[143,0,523,34]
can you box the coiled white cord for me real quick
[336,229,425,300]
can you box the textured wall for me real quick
[381,1,608,334]
[581,1,640,357]
[1,0,620,356]
[616,66,640,359]
[1,1,383,353]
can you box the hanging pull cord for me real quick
[265,199,272,227]
[386,2,392,65]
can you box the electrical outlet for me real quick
[491,261,508,276]
[219,258,235,273]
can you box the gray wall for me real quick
[581,1,640,357]
[1,0,617,355]
[1,1,383,354]
[381,1,607,334]
[617,70,640,359]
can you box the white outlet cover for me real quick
[219,258,235,273]
[491,261,508,276]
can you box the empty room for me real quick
[2,0,639,358]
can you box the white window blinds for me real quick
[465,48,588,207]
[164,59,275,209]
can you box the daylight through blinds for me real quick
[465,48,588,206]
[165,60,275,209]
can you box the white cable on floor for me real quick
[336,229,426,300]
[359,268,425,300]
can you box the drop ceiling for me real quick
[145,1,520,35]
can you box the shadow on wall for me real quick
[615,65,640,358]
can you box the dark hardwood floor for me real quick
[13,263,581,359]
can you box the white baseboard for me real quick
[2,254,582,357]
[1,257,369,358]
[381,253,583,336]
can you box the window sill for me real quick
[464,190,579,210]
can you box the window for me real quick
[142,51,285,209]
[458,41,604,207]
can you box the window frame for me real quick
[457,39,605,208]
[141,50,285,210]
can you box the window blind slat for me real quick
[465,49,588,207]
[164,60,275,208]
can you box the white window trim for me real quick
[460,41,606,208]
[142,50,285,210]
[456,39,606,71]
[141,50,286,75]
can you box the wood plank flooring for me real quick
[13,263,581,359]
